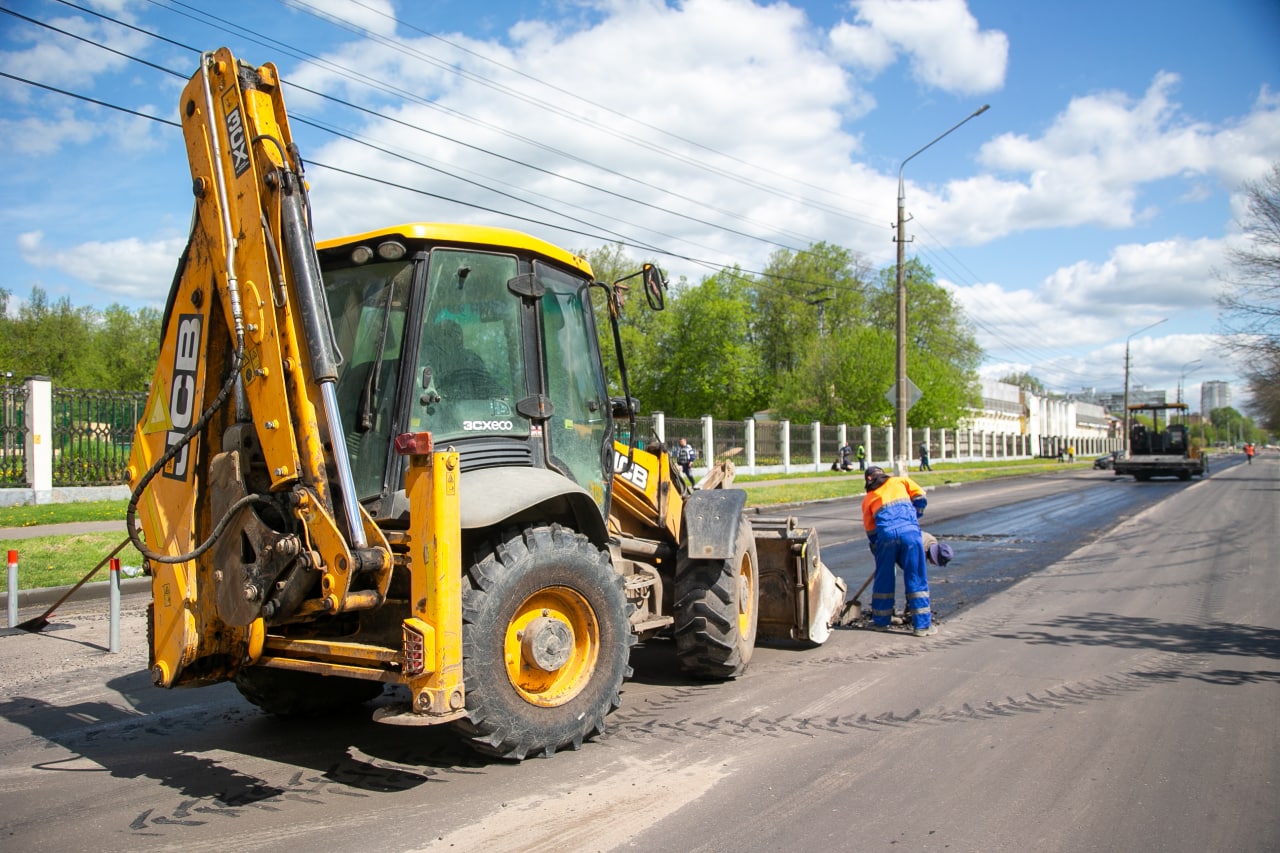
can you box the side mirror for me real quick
[611,396,639,418]
[640,263,666,311]
[613,263,668,312]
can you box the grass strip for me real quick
[0,500,128,529]
[0,531,141,593]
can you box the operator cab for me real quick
[317,223,613,523]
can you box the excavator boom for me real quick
[128,49,393,688]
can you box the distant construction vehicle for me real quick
[1114,402,1208,481]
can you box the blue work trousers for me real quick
[869,528,932,631]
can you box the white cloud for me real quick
[0,108,98,155]
[291,0,868,277]
[16,231,186,302]
[0,10,150,95]
[829,0,1008,95]
[973,74,1280,236]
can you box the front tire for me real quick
[674,514,759,679]
[452,524,632,760]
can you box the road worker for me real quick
[861,465,936,637]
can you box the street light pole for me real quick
[1177,359,1201,405]
[1122,318,1167,456]
[894,104,989,476]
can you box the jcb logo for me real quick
[162,314,202,481]
[613,452,648,490]
[225,105,250,177]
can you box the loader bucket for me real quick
[752,516,846,645]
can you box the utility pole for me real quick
[894,104,989,476]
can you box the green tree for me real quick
[636,268,764,419]
[753,242,869,379]
[93,304,161,390]
[999,371,1048,395]
[774,325,894,425]
[859,259,982,428]
[7,287,96,386]
[0,287,158,389]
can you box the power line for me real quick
[6,2,1000,319]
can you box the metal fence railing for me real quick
[51,388,148,487]
[0,383,27,487]
[1,378,1113,490]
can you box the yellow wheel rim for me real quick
[504,586,599,707]
[737,550,755,638]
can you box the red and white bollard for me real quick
[108,557,121,654]
[6,550,16,628]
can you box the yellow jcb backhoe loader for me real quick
[127,48,844,761]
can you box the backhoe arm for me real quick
[128,48,390,688]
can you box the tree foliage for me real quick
[0,287,159,390]
[1218,162,1280,431]
[999,371,1048,395]
[1,237,988,434]
[584,243,983,428]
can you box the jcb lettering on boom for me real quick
[162,313,202,481]
[224,105,250,177]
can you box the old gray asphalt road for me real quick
[0,458,1274,851]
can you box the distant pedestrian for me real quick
[1244,443,1255,465]
[834,443,854,471]
[675,437,697,487]
[1068,444,1076,463]
[856,443,867,471]
[918,442,932,472]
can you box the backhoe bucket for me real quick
[752,516,846,645]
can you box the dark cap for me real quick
[864,465,888,492]
[927,541,954,566]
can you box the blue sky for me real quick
[2,0,1278,412]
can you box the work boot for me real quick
[912,625,939,637]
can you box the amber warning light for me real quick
[394,432,434,456]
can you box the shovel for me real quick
[835,569,877,626]
[16,536,133,633]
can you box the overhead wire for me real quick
[12,1,887,298]
[329,0,885,217]
[280,0,890,228]
[10,0,1022,322]
[58,0,862,270]
[145,0,848,250]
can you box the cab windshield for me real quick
[410,249,525,443]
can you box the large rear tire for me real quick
[452,524,632,760]
[674,514,759,679]
[233,668,385,717]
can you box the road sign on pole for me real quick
[887,378,923,411]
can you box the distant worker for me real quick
[861,465,936,637]
[856,443,867,471]
[675,437,697,487]
[1068,444,1076,463]
[835,442,854,471]
[919,441,932,472]
[1244,443,1255,465]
